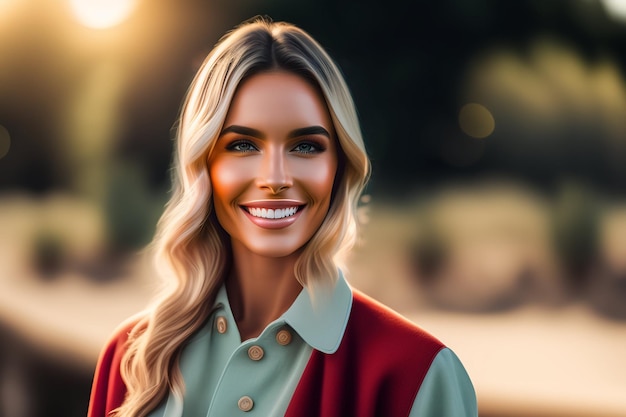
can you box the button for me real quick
[276,329,292,346]
[238,395,254,412]
[216,316,227,334]
[247,345,264,361]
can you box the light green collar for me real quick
[282,271,352,353]
[213,271,352,354]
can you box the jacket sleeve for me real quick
[87,320,137,417]
[409,347,478,417]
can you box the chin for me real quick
[243,236,308,259]
[250,245,305,259]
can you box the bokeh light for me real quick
[68,0,138,29]
[601,0,626,22]
[458,103,495,139]
[0,125,10,159]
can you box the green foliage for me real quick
[102,160,167,253]
[551,181,600,287]
[32,229,66,278]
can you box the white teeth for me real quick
[247,206,299,219]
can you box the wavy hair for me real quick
[115,17,370,416]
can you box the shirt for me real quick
[146,272,477,416]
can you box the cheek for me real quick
[210,158,254,203]
[293,157,338,203]
[315,157,338,198]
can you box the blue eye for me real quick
[227,140,258,153]
[293,142,322,154]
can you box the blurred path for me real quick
[0,197,153,367]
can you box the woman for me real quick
[88,18,477,417]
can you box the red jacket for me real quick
[88,290,444,417]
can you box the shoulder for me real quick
[347,291,477,415]
[99,314,146,364]
[109,315,145,350]
[348,289,444,355]
[330,288,445,389]
[87,315,146,417]
[410,348,478,416]
[296,289,449,416]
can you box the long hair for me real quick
[115,17,370,416]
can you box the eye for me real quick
[292,141,323,154]
[226,140,258,153]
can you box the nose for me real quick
[256,147,293,194]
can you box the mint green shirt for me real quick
[148,274,477,416]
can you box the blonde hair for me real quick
[115,17,370,416]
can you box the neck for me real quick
[226,240,303,341]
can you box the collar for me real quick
[213,271,353,354]
[282,271,353,354]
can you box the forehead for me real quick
[224,71,334,132]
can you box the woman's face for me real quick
[209,71,338,259]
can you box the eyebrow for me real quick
[220,125,264,138]
[220,125,331,139]
[288,126,331,139]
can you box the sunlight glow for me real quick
[0,0,18,19]
[69,0,138,29]
[602,0,626,22]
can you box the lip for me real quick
[240,200,306,230]
[241,199,305,209]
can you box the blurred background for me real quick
[1,0,626,416]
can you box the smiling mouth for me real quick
[244,206,302,219]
